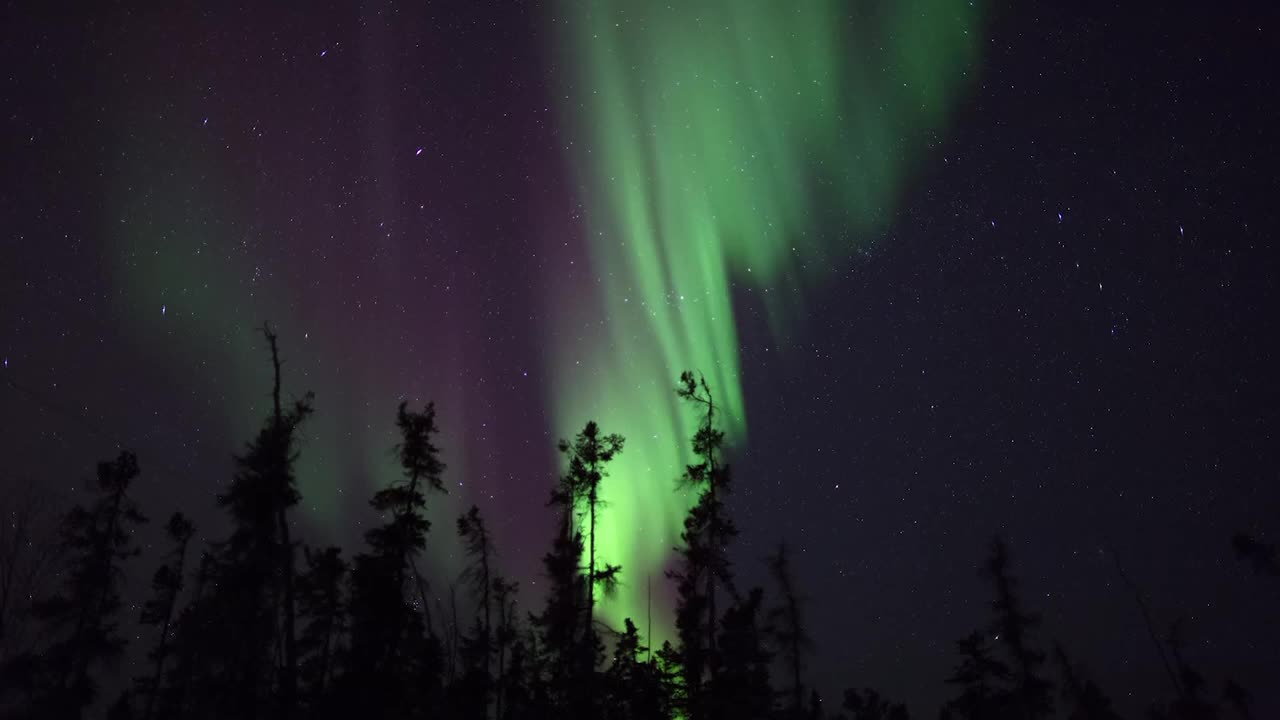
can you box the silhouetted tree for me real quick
[533,495,588,717]
[158,551,214,720]
[842,687,909,720]
[136,512,195,720]
[1221,678,1252,719]
[1146,619,1217,720]
[669,371,737,720]
[296,546,347,706]
[984,537,1053,720]
[1052,642,1120,720]
[602,618,669,720]
[492,577,520,720]
[767,543,811,719]
[209,326,314,719]
[1230,533,1278,577]
[31,451,148,719]
[557,421,625,627]
[342,400,447,717]
[706,587,772,720]
[941,632,1010,720]
[457,504,495,715]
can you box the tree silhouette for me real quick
[533,488,589,717]
[984,537,1053,720]
[455,505,503,719]
[1230,533,1278,578]
[210,326,314,719]
[158,551,214,720]
[296,545,347,706]
[555,420,625,714]
[1051,642,1120,720]
[706,587,772,720]
[842,687,909,720]
[767,542,811,719]
[343,400,447,717]
[136,512,195,720]
[491,577,520,720]
[669,371,738,720]
[941,631,1010,720]
[602,618,669,720]
[32,451,148,719]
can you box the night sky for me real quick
[3,1,1279,717]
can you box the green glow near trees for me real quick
[551,0,982,639]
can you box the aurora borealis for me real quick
[6,0,1280,714]
[552,0,981,632]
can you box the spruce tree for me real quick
[767,543,810,719]
[984,537,1053,720]
[343,400,446,717]
[533,496,587,717]
[706,588,772,720]
[211,326,313,719]
[669,371,737,720]
[136,512,195,720]
[555,420,625,713]
[940,632,1010,720]
[34,451,148,719]
[296,546,347,707]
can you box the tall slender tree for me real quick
[669,371,737,720]
[557,422,625,634]
[767,543,810,719]
[296,546,347,706]
[491,577,520,720]
[556,419,625,714]
[706,588,772,720]
[1052,642,1120,720]
[940,632,1010,720]
[457,504,498,718]
[32,451,148,719]
[213,326,313,719]
[533,492,588,717]
[137,512,195,720]
[343,400,446,716]
[984,537,1052,720]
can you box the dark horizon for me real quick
[3,1,1279,719]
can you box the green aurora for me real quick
[551,0,983,639]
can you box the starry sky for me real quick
[3,1,1279,716]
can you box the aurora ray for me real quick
[550,0,983,637]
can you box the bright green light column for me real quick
[549,0,983,641]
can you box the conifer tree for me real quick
[555,420,625,713]
[842,687,910,720]
[35,451,148,719]
[343,400,446,716]
[602,618,669,720]
[136,512,195,720]
[1052,642,1120,720]
[669,371,737,720]
[1231,532,1278,577]
[940,632,1010,720]
[706,588,772,720]
[492,577,519,720]
[161,552,214,720]
[767,543,811,719]
[212,326,313,719]
[456,505,504,719]
[533,495,587,717]
[984,537,1053,720]
[296,546,347,706]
